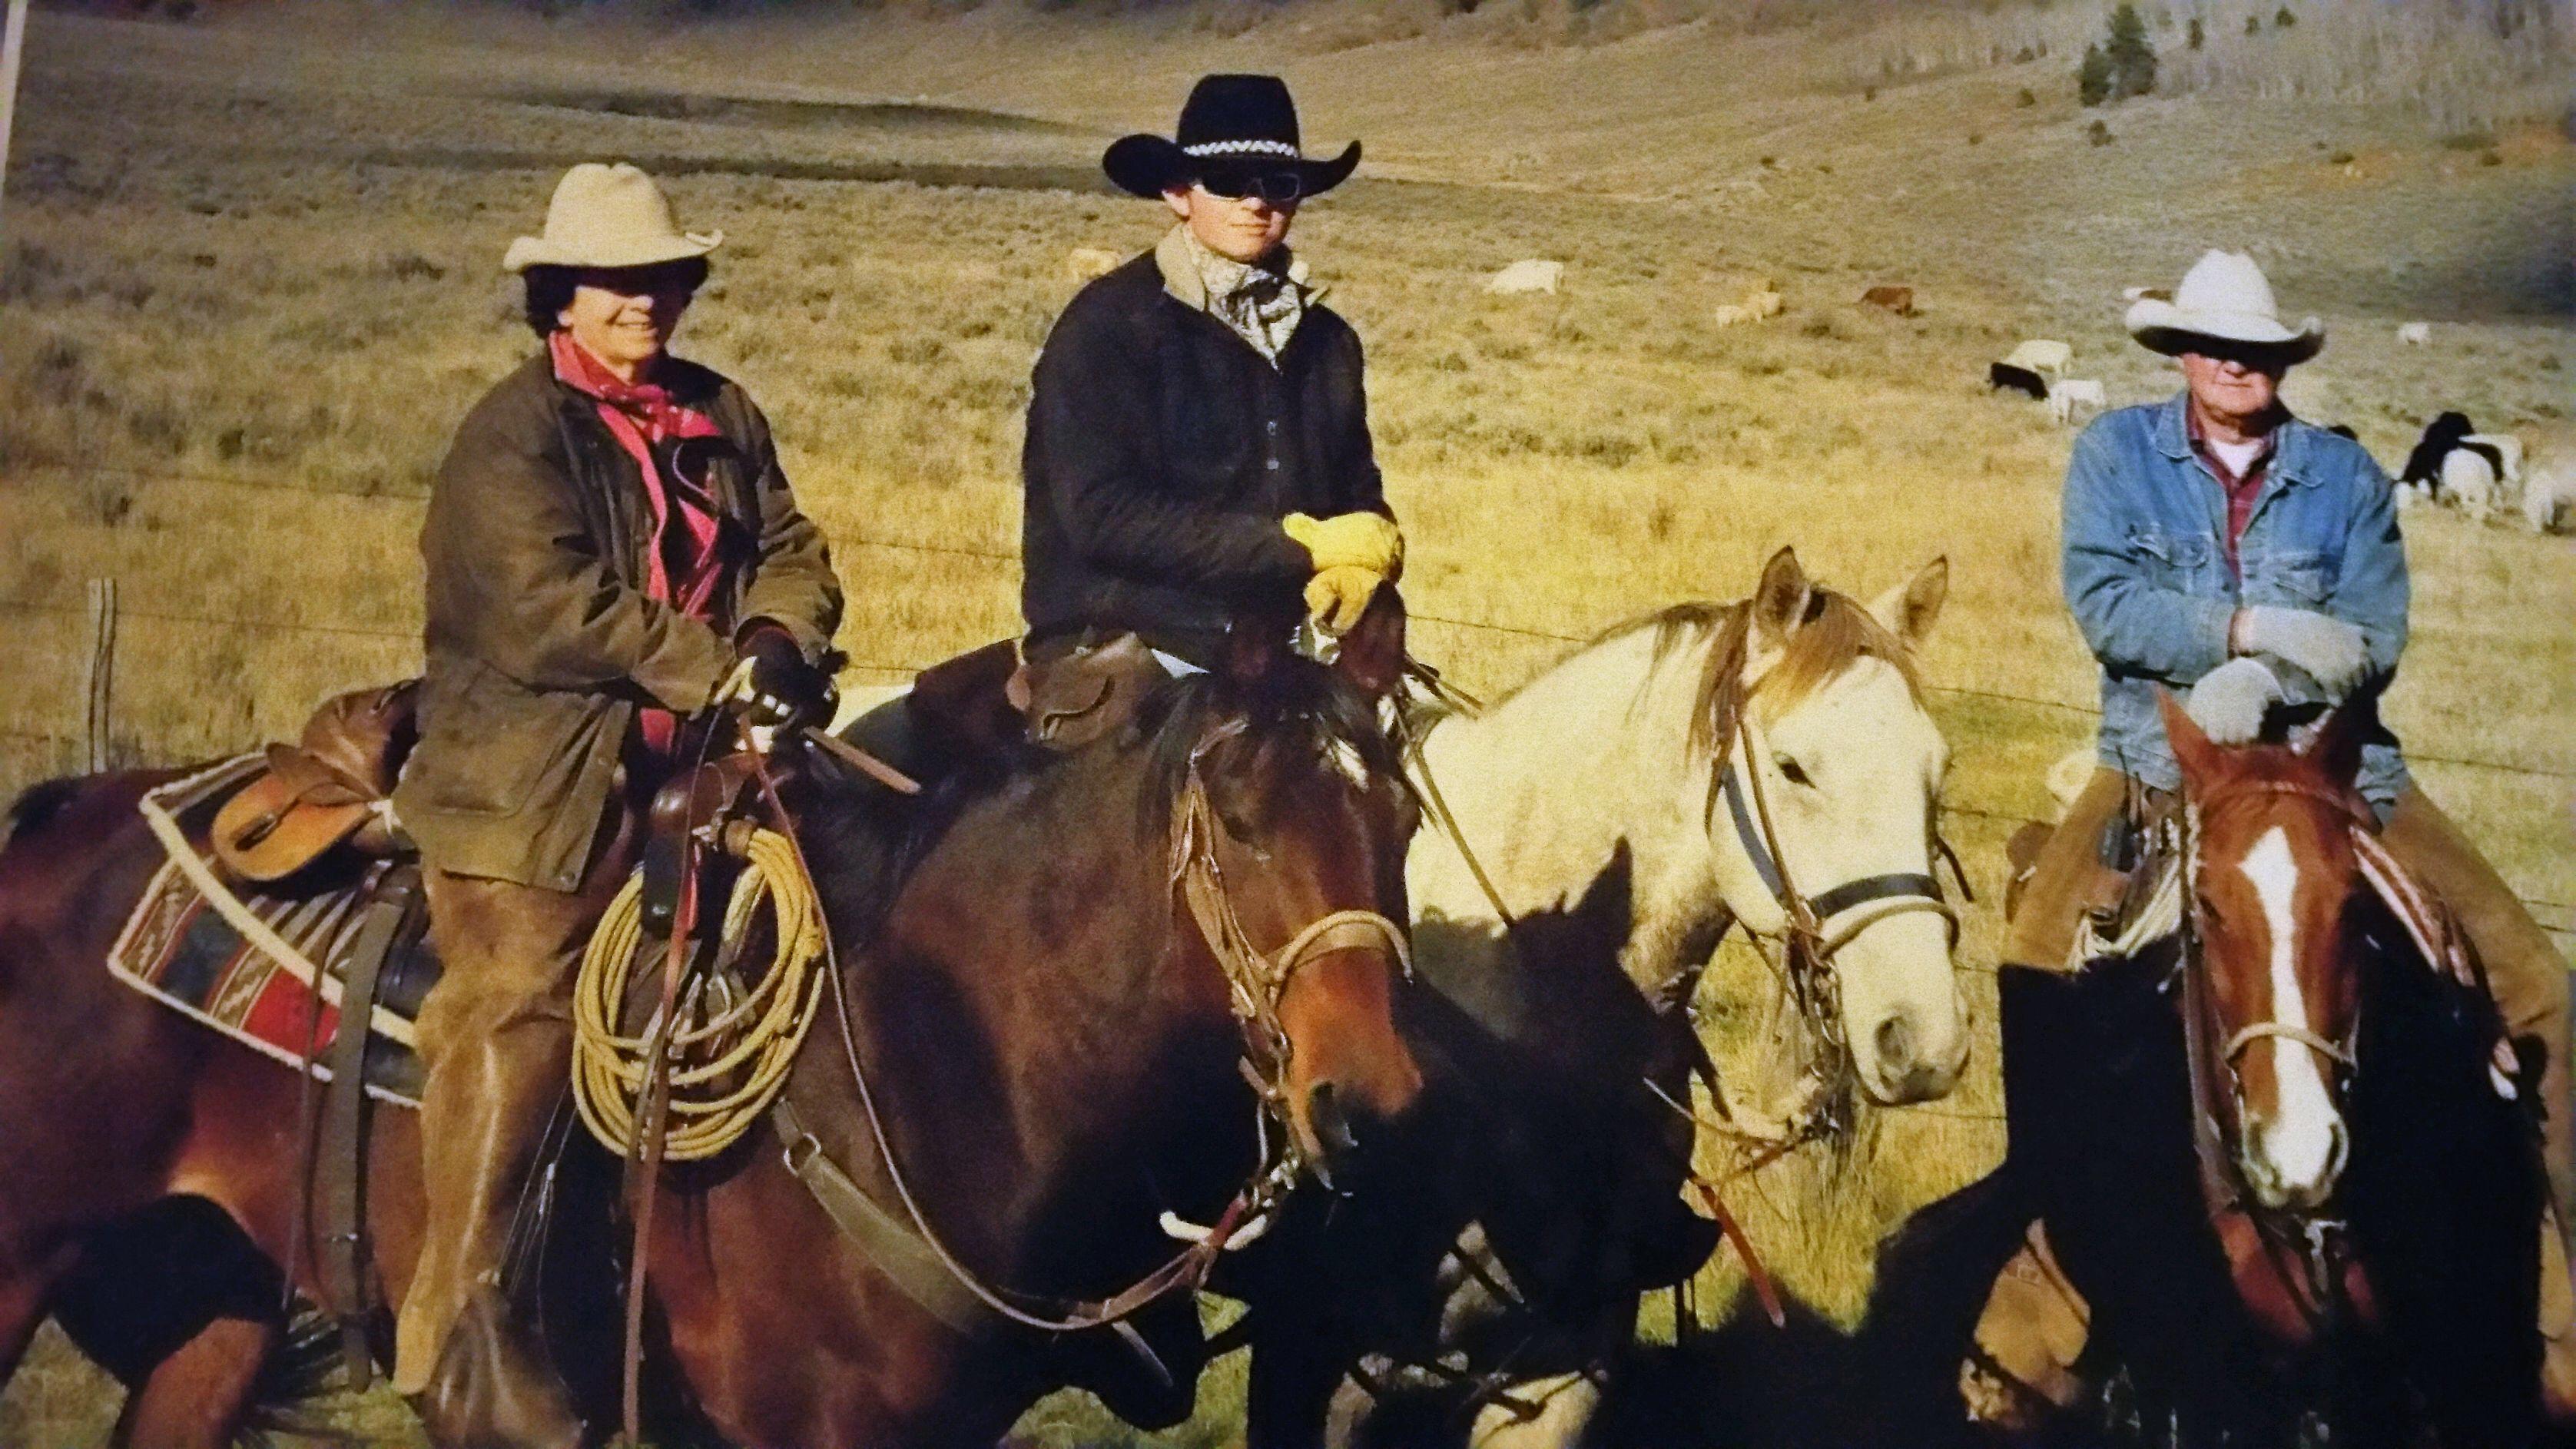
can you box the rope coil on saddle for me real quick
[571,824,829,1161]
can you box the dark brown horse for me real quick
[1871,694,2542,1449]
[0,627,1424,1447]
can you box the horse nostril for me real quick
[1307,1080,1359,1157]
[1875,1012,1915,1075]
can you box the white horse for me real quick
[1315,548,1966,1448]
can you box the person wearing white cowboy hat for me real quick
[389,160,843,1447]
[1019,74,1399,681]
[1956,244,2576,1424]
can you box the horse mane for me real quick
[2,775,82,850]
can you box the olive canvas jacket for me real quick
[1020,231,1389,665]
[393,350,842,890]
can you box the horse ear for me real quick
[1868,556,1948,650]
[1333,587,1408,699]
[2298,681,2379,788]
[2158,687,2226,788]
[1750,546,1812,647]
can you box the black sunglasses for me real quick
[1196,168,1305,204]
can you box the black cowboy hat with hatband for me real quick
[1102,74,1361,201]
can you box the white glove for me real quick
[2186,657,2284,746]
[2233,606,2368,695]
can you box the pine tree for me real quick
[2105,3,2159,100]
[2078,42,2114,106]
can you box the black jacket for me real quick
[1020,247,1388,665]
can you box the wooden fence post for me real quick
[85,578,115,772]
[0,0,29,235]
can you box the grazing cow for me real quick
[2004,340,2074,375]
[1064,247,1122,280]
[2462,431,2524,486]
[2121,286,2174,303]
[1861,284,1916,314]
[2399,410,2476,489]
[2047,377,2107,425]
[1988,362,2049,400]
[1487,259,1564,296]
[2523,455,2576,533]
[2440,446,2499,522]
[2398,320,2432,345]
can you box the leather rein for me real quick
[755,721,1409,1341]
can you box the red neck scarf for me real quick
[550,330,728,752]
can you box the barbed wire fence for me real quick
[7,459,2572,940]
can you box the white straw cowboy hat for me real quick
[2127,249,2323,362]
[502,163,722,274]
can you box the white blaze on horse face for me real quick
[2239,825,2345,1206]
[1756,661,1964,1106]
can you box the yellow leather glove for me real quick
[1304,565,1385,636]
[1282,512,1403,578]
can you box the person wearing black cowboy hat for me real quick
[1020,73,1397,676]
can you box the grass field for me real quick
[2,0,2569,1442]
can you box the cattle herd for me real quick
[1075,249,2566,536]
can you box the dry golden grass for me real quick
[1,2,2568,1442]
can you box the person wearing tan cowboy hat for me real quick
[1021,73,1396,678]
[1944,247,2576,1426]
[387,161,843,1447]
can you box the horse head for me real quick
[1700,547,1968,1106]
[2162,689,2376,1212]
[1174,604,1425,1181]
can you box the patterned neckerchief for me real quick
[1182,228,1308,363]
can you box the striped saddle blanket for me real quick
[108,755,433,1108]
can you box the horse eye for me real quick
[1774,753,1813,788]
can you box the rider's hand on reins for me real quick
[721,626,835,731]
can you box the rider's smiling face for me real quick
[557,263,699,380]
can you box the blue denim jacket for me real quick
[2062,392,2410,807]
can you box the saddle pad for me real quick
[110,755,431,1108]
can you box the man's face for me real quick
[2180,346,2288,428]
[558,263,698,374]
[1164,174,1299,264]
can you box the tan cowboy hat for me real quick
[2126,249,2323,362]
[502,162,722,274]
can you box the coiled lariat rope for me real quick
[572,824,830,1162]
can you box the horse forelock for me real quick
[1136,662,1407,837]
[1597,589,1923,764]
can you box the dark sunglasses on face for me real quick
[1196,168,1305,204]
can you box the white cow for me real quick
[2397,321,2432,346]
[2047,378,2107,426]
[2004,340,2074,376]
[1064,247,1122,281]
[2439,447,2498,523]
[2523,455,2576,534]
[1712,288,1784,327]
[1486,260,1564,296]
[2461,432,2524,486]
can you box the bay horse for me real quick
[1277,548,1971,1448]
[0,627,1424,1447]
[1870,692,2542,1448]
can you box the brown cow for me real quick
[1861,284,1915,316]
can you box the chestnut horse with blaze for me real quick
[1873,692,2541,1448]
[0,620,1424,1448]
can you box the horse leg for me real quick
[107,1315,278,1449]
